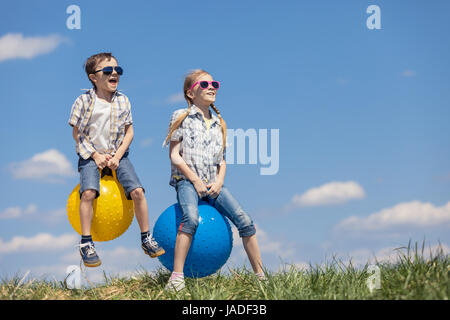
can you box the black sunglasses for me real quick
[92,66,123,76]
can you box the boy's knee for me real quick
[130,187,145,201]
[81,189,97,202]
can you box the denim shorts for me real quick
[175,179,256,238]
[78,152,145,200]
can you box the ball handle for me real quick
[101,167,114,178]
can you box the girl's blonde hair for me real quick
[163,69,227,151]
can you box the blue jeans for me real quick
[175,179,256,238]
[78,152,145,200]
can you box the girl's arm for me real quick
[216,159,226,183]
[170,140,208,197]
[206,160,226,198]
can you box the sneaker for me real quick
[165,275,185,292]
[255,272,267,282]
[142,233,165,258]
[79,241,101,267]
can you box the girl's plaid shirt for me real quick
[163,105,226,187]
[68,89,133,159]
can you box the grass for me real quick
[1,242,448,300]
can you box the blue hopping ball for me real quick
[153,201,233,278]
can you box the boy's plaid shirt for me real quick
[163,105,226,187]
[68,89,133,159]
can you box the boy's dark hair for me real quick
[84,52,117,89]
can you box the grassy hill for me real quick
[1,242,448,300]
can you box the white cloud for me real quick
[166,92,185,104]
[57,245,160,285]
[0,233,78,254]
[257,227,295,258]
[10,149,76,182]
[290,181,365,207]
[231,224,294,261]
[0,204,66,226]
[433,173,450,182]
[337,77,349,85]
[43,208,67,224]
[0,204,37,219]
[100,246,142,261]
[336,200,450,232]
[140,137,153,148]
[340,243,450,267]
[0,33,67,62]
[293,261,311,272]
[401,69,416,77]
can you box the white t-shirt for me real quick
[87,98,111,154]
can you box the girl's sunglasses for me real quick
[190,81,220,90]
[92,66,123,76]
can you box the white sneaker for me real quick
[255,272,267,281]
[165,275,185,292]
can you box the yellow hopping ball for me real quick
[67,168,135,242]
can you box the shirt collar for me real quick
[86,88,122,101]
[190,104,220,125]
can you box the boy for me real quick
[68,52,164,267]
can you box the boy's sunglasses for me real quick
[190,81,220,90]
[92,66,123,76]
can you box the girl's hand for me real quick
[193,178,208,198]
[206,180,223,199]
[107,155,120,170]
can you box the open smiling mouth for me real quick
[109,78,118,84]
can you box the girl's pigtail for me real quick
[163,100,192,147]
[210,103,227,153]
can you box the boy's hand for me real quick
[206,179,223,199]
[92,152,112,170]
[192,178,209,198]
[107,156,120,170]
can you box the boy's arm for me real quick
[115,124,133,159]
[72,126,79,143]
[69,96,99,161]
[68,97,82,128]
[107,124,133,170]
[72,124,110,167]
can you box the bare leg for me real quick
[130,188,149,232]
[243,235,264,274]
[173,231,193,273]
[80,190,96,235]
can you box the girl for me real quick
[163,69,265,291]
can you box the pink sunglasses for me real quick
[190,81,220,91]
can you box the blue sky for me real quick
[0,0,449,284]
